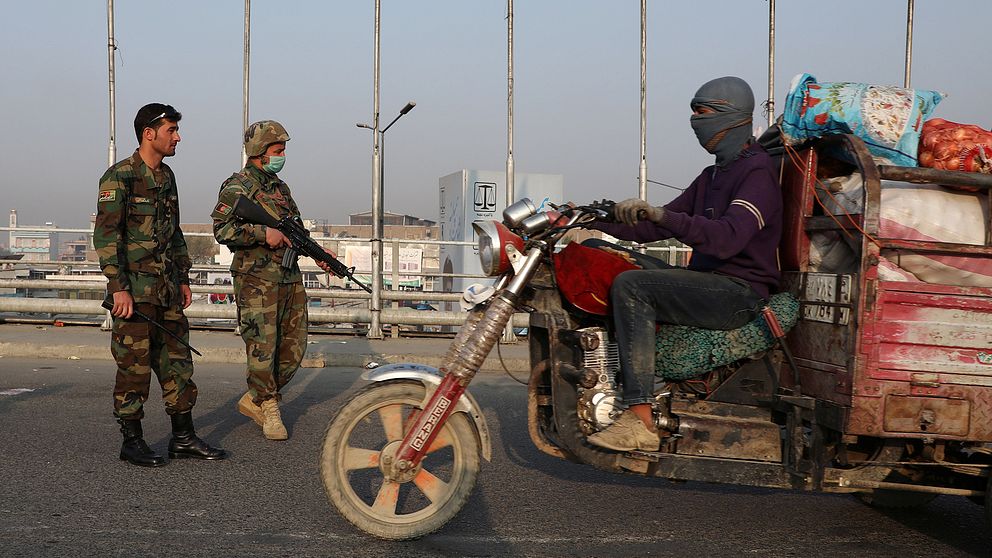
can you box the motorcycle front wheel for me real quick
[319,380,481,540]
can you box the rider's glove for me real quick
[615,198,665,226]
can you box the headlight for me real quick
[472,220,524,276]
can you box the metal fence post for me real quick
[391,238,400,338]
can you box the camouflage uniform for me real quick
[93,151,196,420]
[212,164,308,405]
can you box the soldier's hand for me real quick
[264,227,289,249]
[180,284,193,309]
[316,248,338,273]
[111,290,134,319]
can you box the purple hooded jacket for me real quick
[591,143,782,299]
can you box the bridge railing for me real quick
[0,228,691,334]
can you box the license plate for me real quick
[802,273,852,325]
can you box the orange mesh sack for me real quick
[552,242,639,315]
[919,118,992,174]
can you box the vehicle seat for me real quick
[654,292,800,380]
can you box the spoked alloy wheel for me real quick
[319,380,480,540]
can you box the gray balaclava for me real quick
[689,76,755,167]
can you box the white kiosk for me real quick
[438,170,564,312]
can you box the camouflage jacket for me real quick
[93,151,191,306]
[212,164,302,283]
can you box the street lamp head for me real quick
[381,102,417,134]
[356,123,373,129]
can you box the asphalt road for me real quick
[0,358,989,558]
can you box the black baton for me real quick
[102,298,203,357]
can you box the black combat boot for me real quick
[119,419,168,467]
[167,412,228,460]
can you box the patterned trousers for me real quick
[233,275,308,404]
[111,302,196,420]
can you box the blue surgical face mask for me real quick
[263,155,285,174]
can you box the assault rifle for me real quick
[231,196,373,293]
[101,296,203,356]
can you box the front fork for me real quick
[387,247,543,477]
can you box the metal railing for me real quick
[0,277,491,325]
[1,227,691,334]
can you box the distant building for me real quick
[8,210,57,262]
[203,213,441,292]
[58,237,90,262]
[306,222,440,291]
[309,223,438,242]
[348,211,436,227]
[0,257,27,296]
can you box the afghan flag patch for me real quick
[98,190,117,202]
[214,201,232,216]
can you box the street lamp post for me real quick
[242,0,251,166]
[379,102,417,197]
[103,0,116,331]
[358,100,416,338]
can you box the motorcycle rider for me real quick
[585,76,783,452]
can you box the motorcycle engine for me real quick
[575,327,623,435]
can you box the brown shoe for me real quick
[260,399,289,441]
[586,411,660,451]
[237,392,264,427]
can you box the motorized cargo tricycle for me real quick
[318,134,992,540]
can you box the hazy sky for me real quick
[3,1,991,229]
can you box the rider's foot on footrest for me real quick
[587,411,661,452]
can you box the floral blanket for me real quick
[780,73,943,167]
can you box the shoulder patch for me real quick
[214,201,233,216]
[98,190,117,202]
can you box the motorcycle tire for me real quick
[319,379,481,540]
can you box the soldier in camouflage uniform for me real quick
[94,103,227,466]
[213,120,334,441]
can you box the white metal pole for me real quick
[242,0,251,166]
[369,0,384,339]
[502,0,518,343]
[767,0,775,128]
[103,0,116,330]
[638,0,647,201]
[904,0,914,88]
[506,0,514,205]
[107,0,116,168]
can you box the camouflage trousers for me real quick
[233,275,308,404]
[111,302,197,420]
